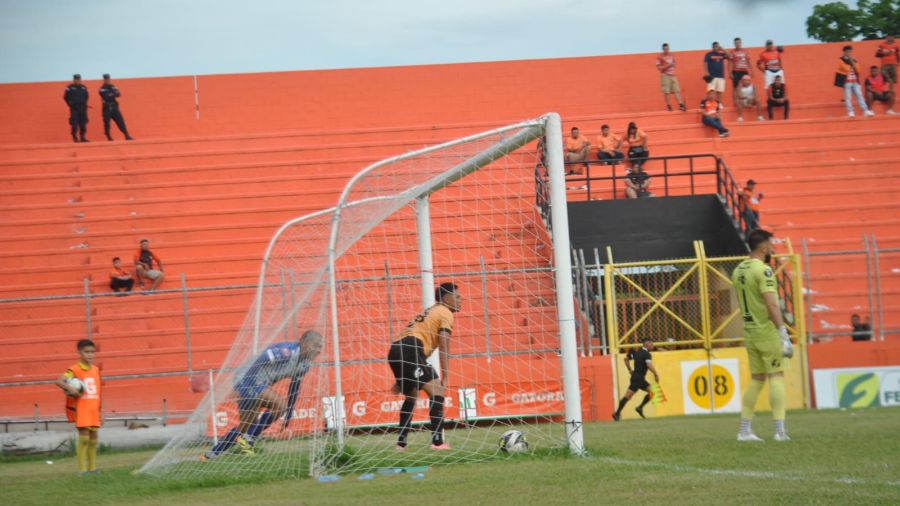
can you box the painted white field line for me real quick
[594,456,900,488]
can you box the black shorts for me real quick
[628,375,650,392]
[731,70,749,88]
[870,91,890,103]
[388,336,437,395]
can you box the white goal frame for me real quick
[251,112,584,455]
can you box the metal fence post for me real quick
[83,278,92,339]
[593,247,607,355]
[180,273,192,374]
[800,238,813,344]
[870,234,884,341]
[578,249,592,356]
[478,256,492,361]
[384,261,394,338]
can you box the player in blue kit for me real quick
[203,330,323,459]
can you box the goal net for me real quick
[139,113,582,479]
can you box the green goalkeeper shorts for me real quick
[745,337,786,375]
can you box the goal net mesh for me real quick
[140,115,572,479]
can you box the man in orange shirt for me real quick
[877,34,898,91]
[757,40,785,89]
[134,239,165,292]
[656,43,686,112]
[109,256,134,295]
[388,282,460,450]
[700,90,730,138]
[564,127,591,176]
[596,124,624,164]
[56,339,102,474]
[740,179,763,233]
[865,65,897,114]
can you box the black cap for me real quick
[747,179,757,185]
[73,74,81,79]
[102,73,110,79]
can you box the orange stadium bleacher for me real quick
[0,40,898,419]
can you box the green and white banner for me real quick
[813,366,900,409]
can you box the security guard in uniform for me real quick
[63,74,89,143]
[99,74,133,141]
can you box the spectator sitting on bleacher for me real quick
[624,122,649,169]
[735,75,765,122]
[865,65,897,115]
[109,257,134,295]
[850,314,873,341]
[625,167,652,199]
[564,127,591,175]
[700,90,730,138]
[135,239,165,292]
[596,124,624,164]
[767,75,789,120]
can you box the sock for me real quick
[209,428,240,455]
[769,376,786,431]
[429,396,445,445]
[739,418,752,435]
[637,393,652,410]
[741,379,765,421]
[615,397,628,416]
[87,437,98,471]
[397,398,416,447]
[77,433,90,472]
[245,411,275,442]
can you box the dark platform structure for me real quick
[567,195,747,262]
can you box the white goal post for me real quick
[141,112,583,479]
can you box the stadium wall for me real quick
[0,40,883,145]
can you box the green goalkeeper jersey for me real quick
[732,258,778,340]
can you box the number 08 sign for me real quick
[680,358,742,414]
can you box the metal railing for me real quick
[535,153,748,234]
[801,234,900,342]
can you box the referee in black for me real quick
[99,74,133,141]
[63,74,89,143]
[613,338,660,421]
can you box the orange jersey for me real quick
[110,266,131,279]
[396,303,453,357]
[757,50,782,71]
[879,41,899,65]
[596,133,622,152]
[65,362,102,428]
[740,188,760,213]
[564,135,590,152]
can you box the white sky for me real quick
[0,0,824,84]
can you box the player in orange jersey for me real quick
[55,339,102,474]
[388,282,460,450]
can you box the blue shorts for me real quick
[235,380,268,412]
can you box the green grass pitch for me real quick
[3,407,898,505]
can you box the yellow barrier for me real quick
[606,240,810,417]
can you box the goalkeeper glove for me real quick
[779,326,794,358]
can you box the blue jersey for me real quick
[234,342,312,420]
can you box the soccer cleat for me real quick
[612,412,620,421]
[236,436,255,456]
[395,444,407,451]
[737,432,765,442]
[774,432,791,442]
[635,406,646,419]
[200,450,218,461]
[864,110,875,117]
[431,442,451,450]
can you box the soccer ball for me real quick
[66,377,85,396]
[499,429,528,454]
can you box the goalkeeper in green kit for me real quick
[731,229,793,442]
